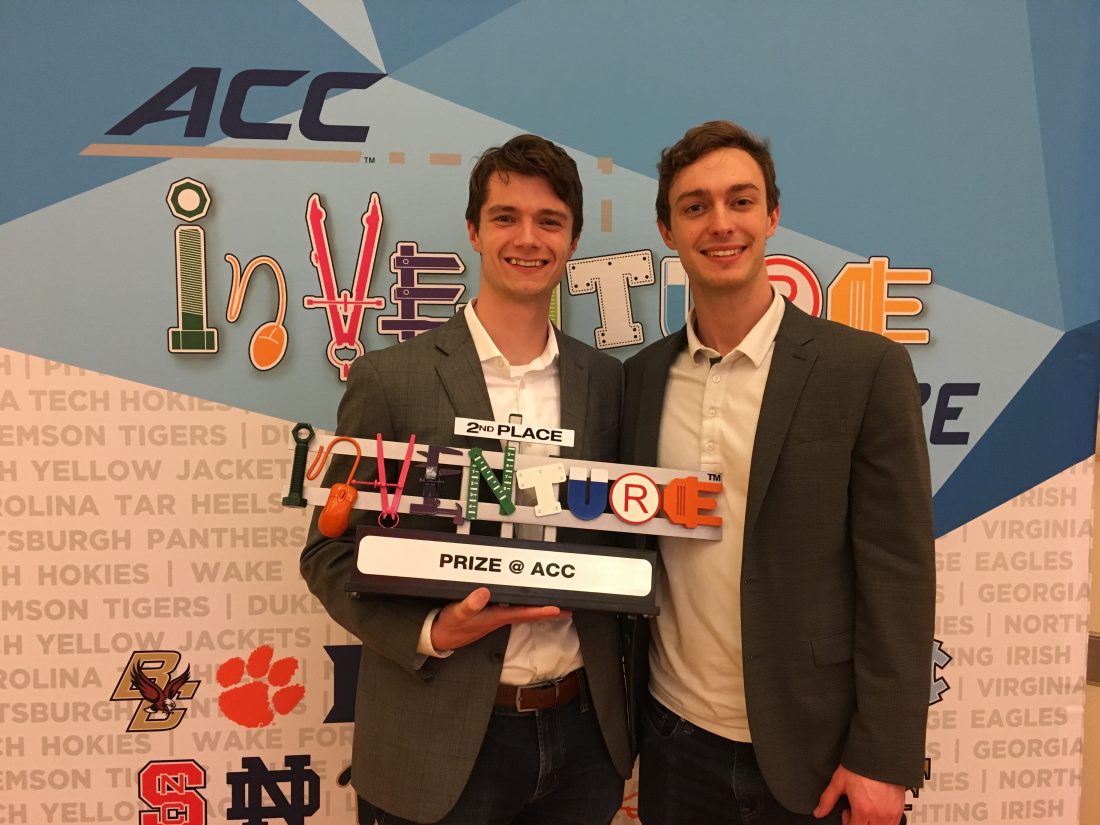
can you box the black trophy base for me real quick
[345,525,658,615]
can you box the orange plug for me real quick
[661,476,722,529]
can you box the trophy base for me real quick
[345,526,658,615]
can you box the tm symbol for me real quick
[363,156,376,164]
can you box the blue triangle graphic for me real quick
[932,320,1100,536]
[1025,0,1100,330]
[365,0,525,73]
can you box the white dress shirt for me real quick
[417,301,583,685]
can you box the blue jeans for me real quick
[360,685,623,825]
[640,694,879,825]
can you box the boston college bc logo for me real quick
[110,650,201,732]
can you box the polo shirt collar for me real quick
[685,288,785,367]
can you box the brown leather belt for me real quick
[494,670,582,712]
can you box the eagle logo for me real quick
[132,663,192,717]
[110,650,200,732]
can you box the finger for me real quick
[453,587,492,620]
[813,780,843,818]
[488,606,573,621]
[485,604,563,625]
[432,597,492,651]
[840,811,850,825]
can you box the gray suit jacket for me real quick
[620,301,935,814]
[301,312,631,823]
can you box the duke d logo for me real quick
[110,650,201,732]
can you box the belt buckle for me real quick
[515,679,558,712]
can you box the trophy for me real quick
[285,416,721,615]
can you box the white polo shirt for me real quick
[649,289,785,741]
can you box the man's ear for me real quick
[766,204,780,238]
[658,220,676,250]
[467,220,482,253]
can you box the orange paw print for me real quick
[216,645,305,728]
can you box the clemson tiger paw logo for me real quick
[216,645,305,728]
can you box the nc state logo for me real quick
[138,760,208,825]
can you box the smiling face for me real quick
[468,172,578,305]
[658,147,779,299]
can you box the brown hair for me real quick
[656,120,780,228]
[466,134,583,240]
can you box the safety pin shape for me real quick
[306,437,362,538]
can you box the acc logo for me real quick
[138,760,207,825]
[110,651,200,732]
[107,67,384,142]
[930,638,953,705]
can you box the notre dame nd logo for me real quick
[227,755,320,825]
[110,650,201,732]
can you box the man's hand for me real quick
[429,587,569,652]
[814,764,905,825]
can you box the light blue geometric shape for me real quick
[362,0,524,73]
[1,0,378,225]
[394,0,1065,329]
[1025,0,1100,329]
[298,0,387,70]
[903,284,1060,491]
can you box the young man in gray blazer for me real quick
[620,121,935,825]
[301,134,631,824]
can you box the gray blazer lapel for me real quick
[432,314,497,449]
[556,330,589,460]
[635,330,687,467]
[745,304,817,539]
